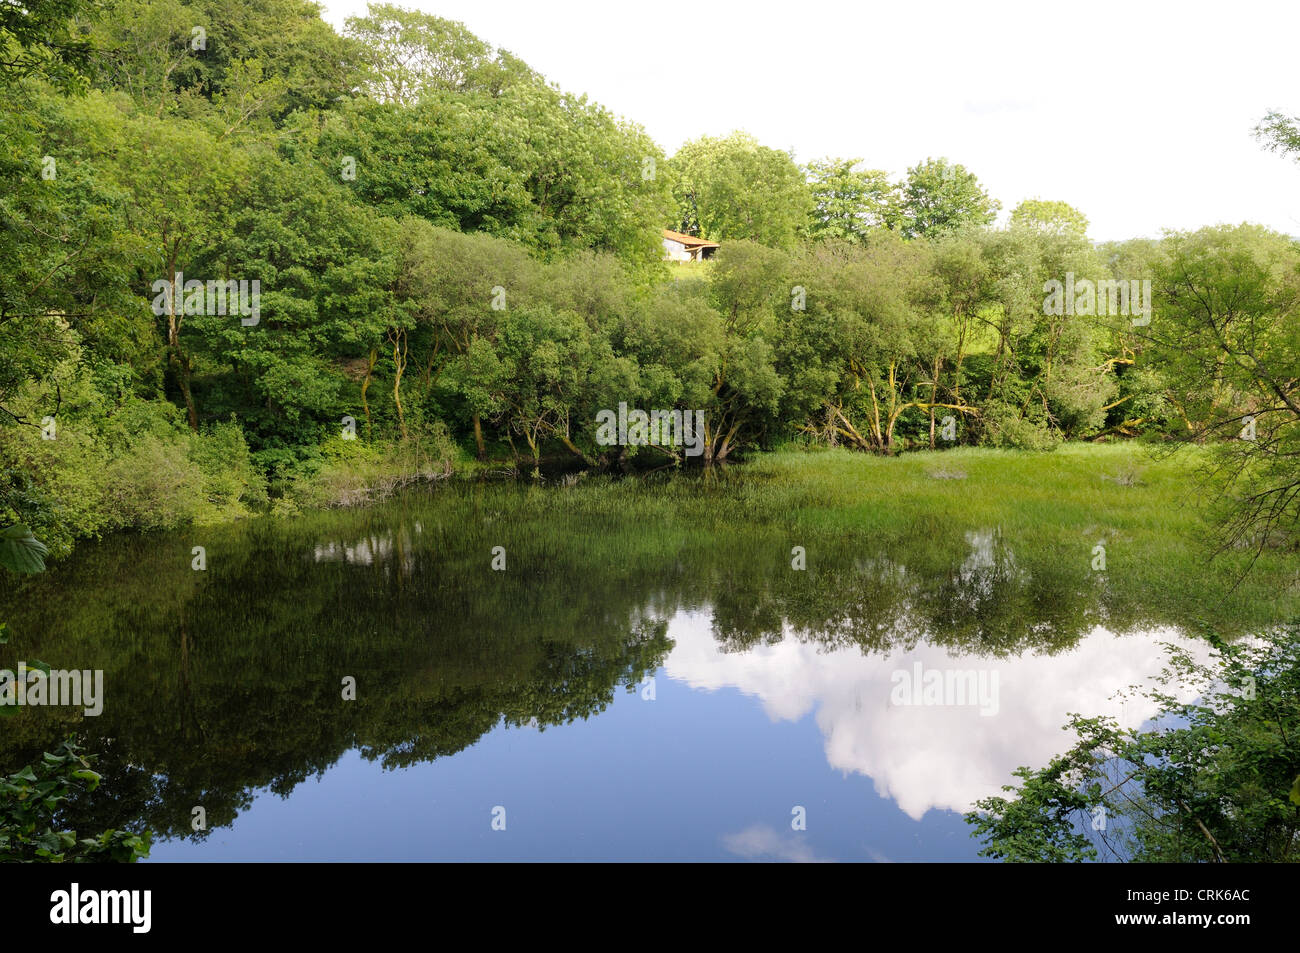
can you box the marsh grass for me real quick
[370,442,1294,635]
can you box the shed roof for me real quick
[662,229,720,248]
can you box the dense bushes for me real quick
[285,425,459,510]
[0,349,267,555]
[4,0,1299,558]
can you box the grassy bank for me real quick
[12,436,1300,639]
[396,440,1296,636]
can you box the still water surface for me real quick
[0,481,1219,861]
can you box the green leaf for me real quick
[34,831,64,852]
[0,525,48,574]
[70,769,100,787]
[1290,775,1300,806]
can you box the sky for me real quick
[318,0,1300,242]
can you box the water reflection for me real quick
[721,825,837,863]
[664,609,1209,819]
[312,523,426,572]
[0,484,1261,858]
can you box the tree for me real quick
[805,158,898,242]
[304,96,534,237]
[0,83,151,432]
[669,132,813,248]
[197,151,403,450]
[343,2,538,105]
[895,157,999,240]
[777,234,938,453]
[398,221,538,458]
[973,226,1113,447]
[1009,198,1089,238]
[700,240,787,460]
[0,0,98,92]
[1146,224,1300,558]
[494,306,617,474]
[491,83,672,266]
[1255,109,1300,159]
[117,111,247,431]
[90,0,355,120]
[929,234,992,413]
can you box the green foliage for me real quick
[1009,198,1089,238]
[805,158,898,242]
[343,3,537,104]
[5,0,1296,568]
[1147,224,1300,554]
[978,399,1061,451]
[0,0,98,92]
[968,626,1300,862]
[89,0,358,118]
[896,157,1000,239]
[0,337,270,554]
[967,756,1103,862]
[1255,110,1300,161]
[0,525,49,573]
[288,423,457,508]
[0,738,151,862]
[669,132,813,248]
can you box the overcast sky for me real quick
[319,0,1300,242]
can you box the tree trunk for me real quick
[166,267,198,431]
[559,434,594,466]
[473,414,486,460]
[389,329,407,439]
[361,348,376,440]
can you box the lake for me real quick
[0,453,1284,861]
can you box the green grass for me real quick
[665,259,714,280]
[740,443,1202,535]
[441,441,1299,638]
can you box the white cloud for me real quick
[664,609,1210,820]
[721,824,836,863]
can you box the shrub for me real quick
[290,425,458,508]
[978,400,1062,451]
[189,420,268,516]
[101,433,208,531]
